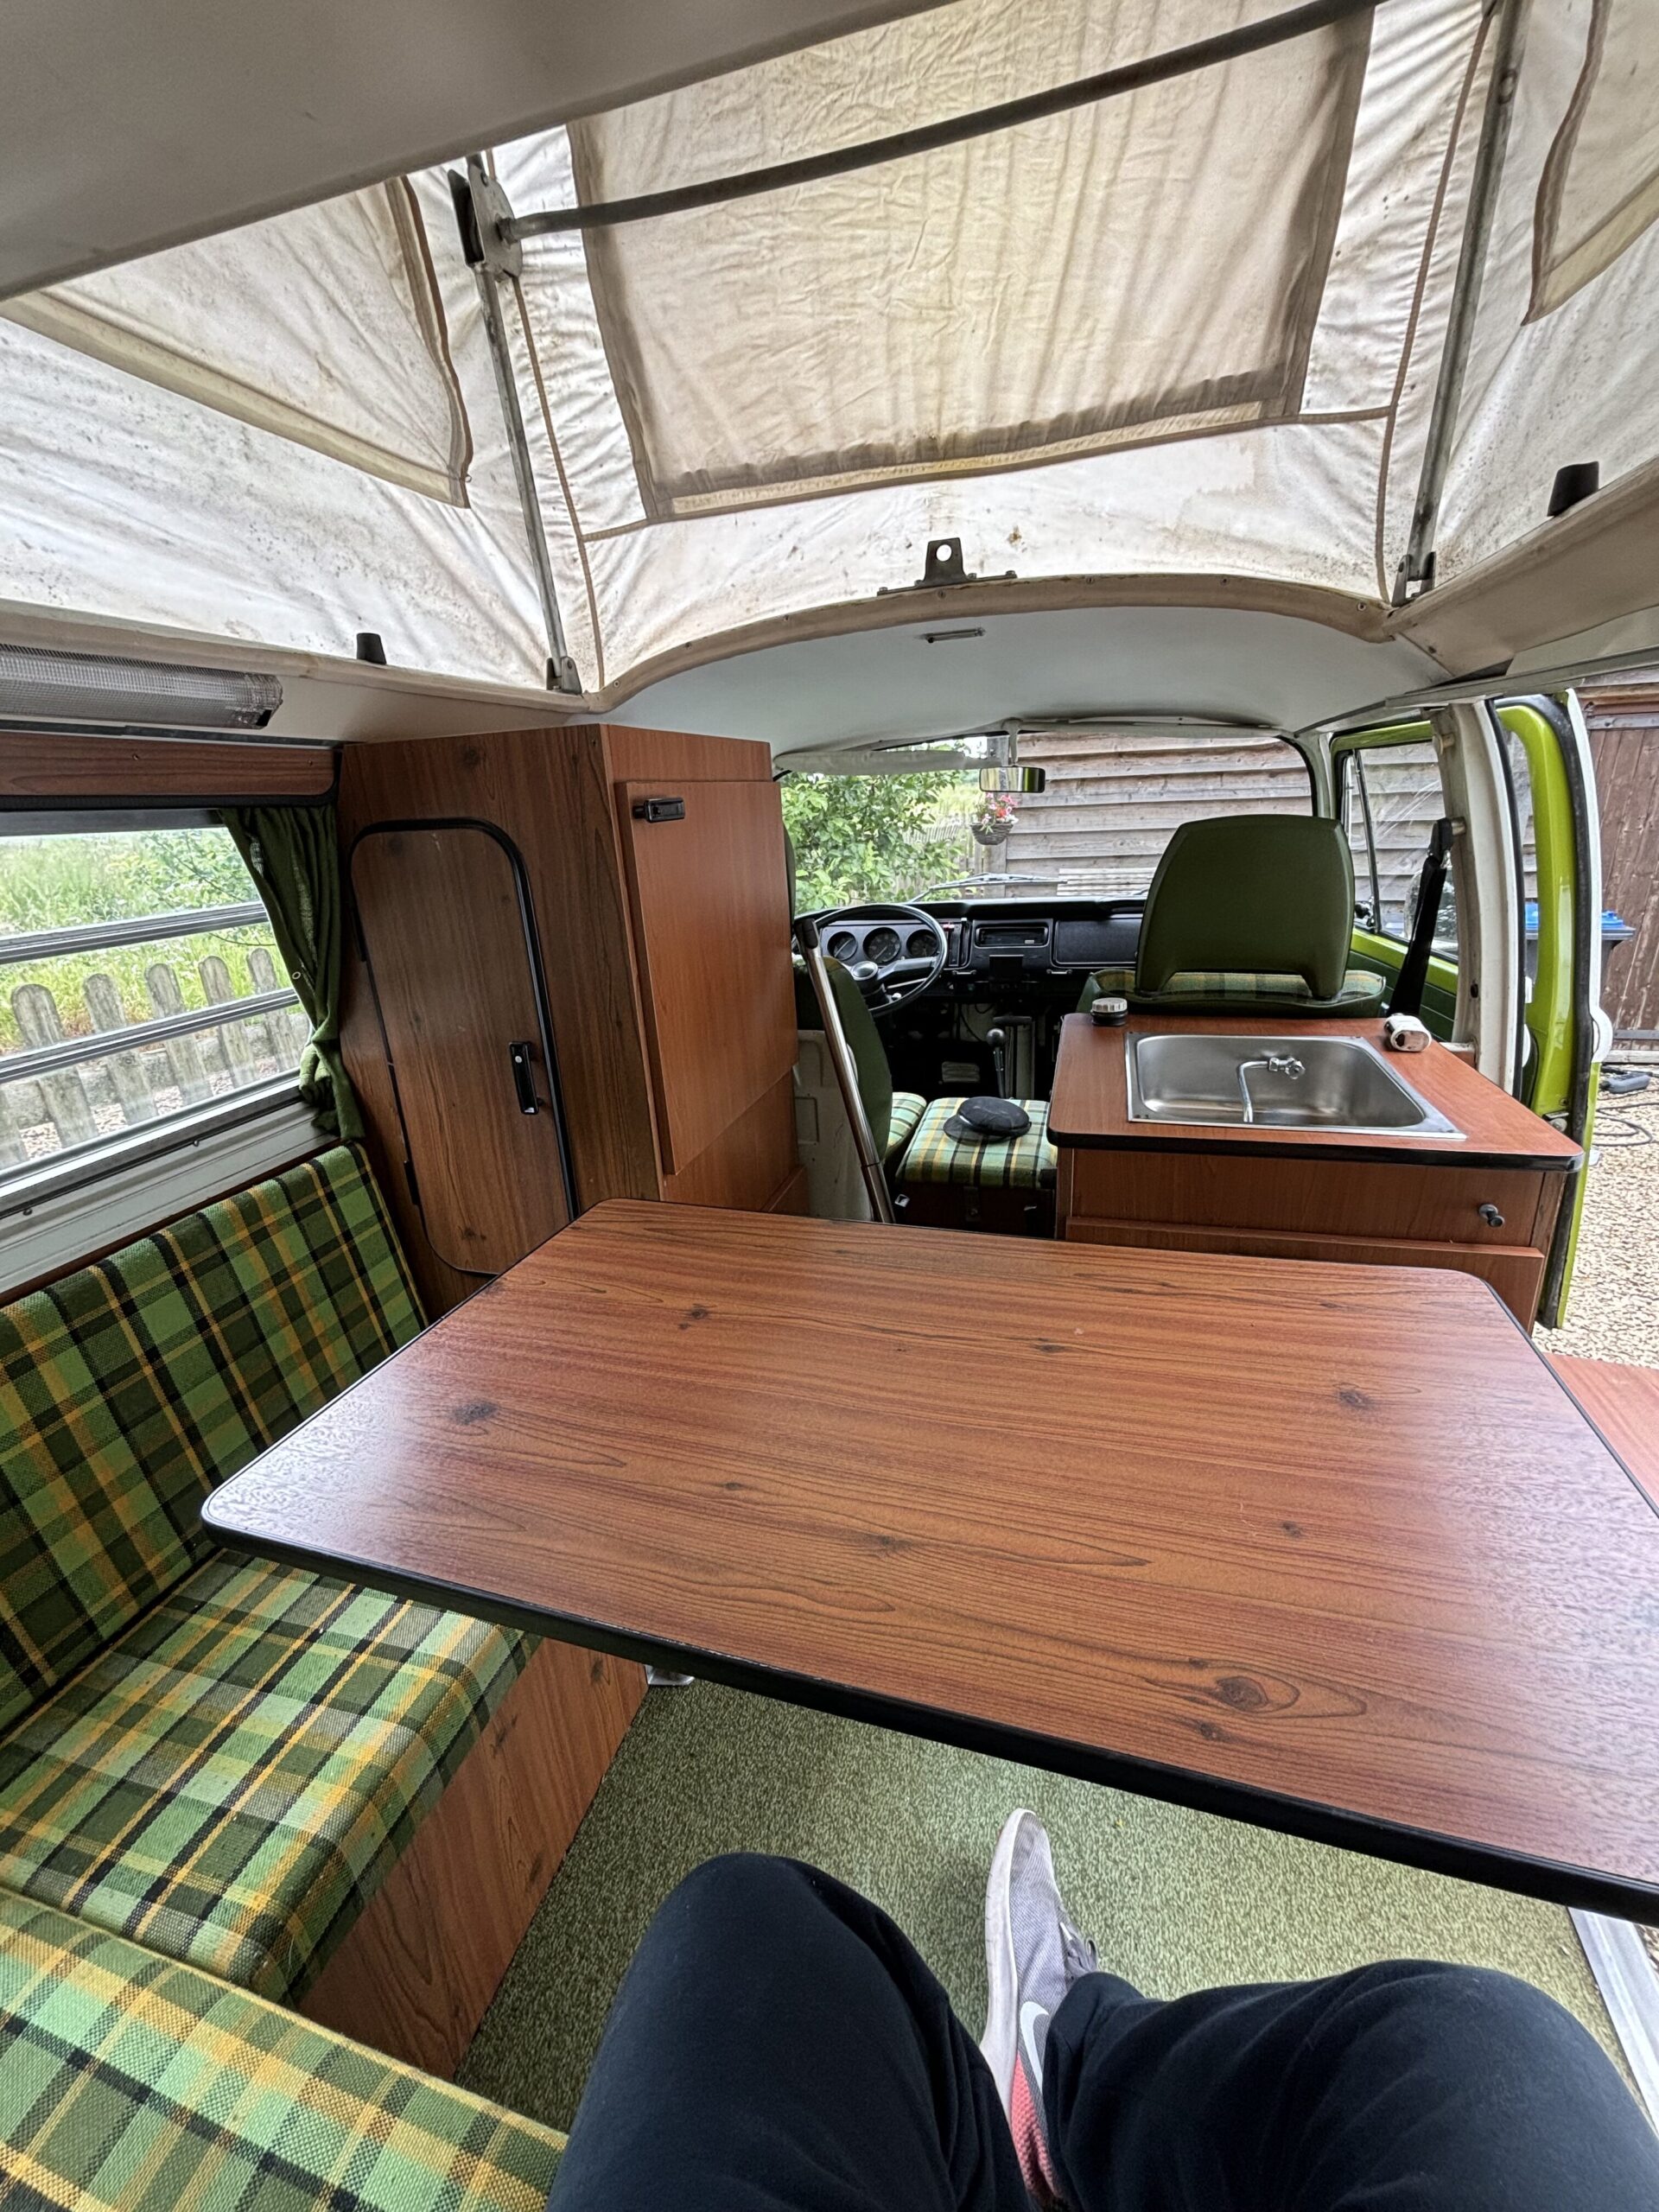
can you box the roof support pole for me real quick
[450,158,582,695]
[1394,0,1531,606]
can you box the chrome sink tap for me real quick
[1237,1052,1305,1124]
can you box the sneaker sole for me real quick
[979,1807,1033,2117]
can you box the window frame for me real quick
[0,806,311,1210]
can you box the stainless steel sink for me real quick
[1125,1033,1461,1138]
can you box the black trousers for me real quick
[549,1853,1658,2210]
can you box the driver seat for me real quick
[794,961,1052,1224]
[793,960,927,1174]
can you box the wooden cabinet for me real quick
[614,778,797,1178]
[1058,1147,1562,1325]
[1049,1014,1579,1328]
[339,723,799,1313]
[349,822,574,1278]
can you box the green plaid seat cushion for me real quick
[896,1098,1057,1188]
[884,1090,928,1166]
[0,1889,563,2210]
[1084,965,1387,1014]
[0,1146,423,1737]
[0,1551,528,2001]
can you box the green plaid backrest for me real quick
[0,1145,423,1736]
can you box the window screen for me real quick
[1342,739,1457,950]
[0,824,303,1179]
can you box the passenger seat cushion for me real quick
[897,1097,1057,1188]
[0,1890,563,2210]
[0,1145,423,1736]
[1082,965,1388,1015]
[885,1090,928,1166]
[0,1552,527,2001]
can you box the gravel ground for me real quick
[1536,1087,1659,1367]
[1535,1080,1659,1983]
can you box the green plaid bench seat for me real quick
[884,1090,927,1167]
[895,1097,1058,1189]
[0,1889,563,2209]
[0,1552,525,1999]
[0,1145,531,2000]
[1081,964,1388,1015]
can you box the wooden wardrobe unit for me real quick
[338,722,804,1314]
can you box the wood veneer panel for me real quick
[766,1162,813,1214]
[209,1204,1659,1916]
[615,779,797,1176]
[1063,1149,1548,1249]
[337,729,661,1211]
[1550,1357,1659,1510]
[351,824,570,1277]
[1049,1014,1581,1166]
[601,724,772,785]
[1062,1217,1548,1325]
[664,1071,798,1211]
[300,1639,645,2075]
[0,734,334,800]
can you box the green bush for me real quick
[782,772,976,912]
[0,830,283,1052]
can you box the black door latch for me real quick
[632,795,685,823]
[509,1040,539,1115]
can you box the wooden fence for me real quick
[1583,680,1659,1036]
[1002,730,1312,893]
[0,948,307,1167]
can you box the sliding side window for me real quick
[0,821,303,1180]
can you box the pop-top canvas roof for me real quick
[2,0,1656,723]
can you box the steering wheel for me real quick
[810,901,950,1015]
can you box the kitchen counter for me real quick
[1048,1013,1580,1325]
[1049,1013,1581,1170]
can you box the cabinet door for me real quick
[351,822,574,1276]
[615,779,797,1177]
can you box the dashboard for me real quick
[818,898,1143,997]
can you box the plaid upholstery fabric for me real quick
[0,1146,423,1736]
[0,1889,563,2210]
[1085,964,1387,1013]
[0,1551,527,2000]
[884,1090,928,1166]
[897,1098,1057,1188]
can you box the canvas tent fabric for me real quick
[0,171,545,688]
[3,184,473,505]
[0,0,1656,707]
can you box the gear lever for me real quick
[988,1027,1007,1099]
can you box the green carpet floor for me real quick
[458,1680,1618,2127]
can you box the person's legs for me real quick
[1044,1958,1659,2212]
[547,1852,1028,2212]
[551,1835,1659,2212]
[978,1809,1657,2212]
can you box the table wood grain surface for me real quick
[205,1202,1659,1916]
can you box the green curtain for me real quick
[221,804,361,1141]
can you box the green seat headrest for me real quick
[1137,817,1357,1005]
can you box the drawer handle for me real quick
[1477,1203,1505,1229]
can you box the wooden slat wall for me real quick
[1003,732,1311,893]
[1584,682,1659,1035]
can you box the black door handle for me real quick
[509,1040,539,1115]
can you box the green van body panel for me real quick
[1335,702,1596,1320]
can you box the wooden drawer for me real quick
[1062,1216,1548,1325]
[1061,1147,1555,1249]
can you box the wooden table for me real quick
[205,1201,1659,1920]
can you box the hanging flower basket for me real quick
[971,792,1017,846]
